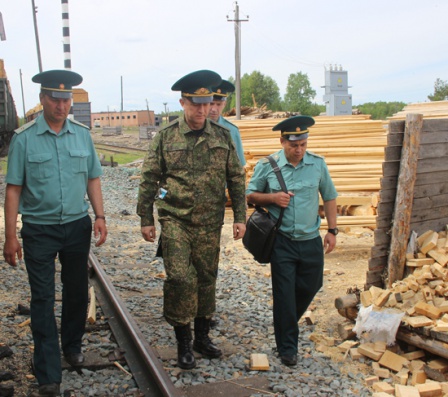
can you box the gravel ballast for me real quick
[0,167,373,396]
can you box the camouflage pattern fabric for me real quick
[161,219,222,326]
[137,116,246,326]
[137,117,246,227]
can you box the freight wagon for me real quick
[0,76,19,156]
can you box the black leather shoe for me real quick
[64,352,85,367]
[29,383,60,396]
[280,355,297,366]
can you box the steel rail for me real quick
[88,252,182,397]
[93,141,148,153]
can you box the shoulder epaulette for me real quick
[307,150,324,159]
[15,120,36,134]
[161,118,179,132]
[260,153,280,164]
[210,118,230,131]
[222,118,237,128]
[69,118,90,130]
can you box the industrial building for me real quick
[91,109,159,129]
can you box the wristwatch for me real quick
[328,228,339,236]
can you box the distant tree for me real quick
[428,78,448,101]
[356,101,406,120]
[228,71,282,111]
[284,72,317,115]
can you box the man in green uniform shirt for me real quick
[137,70,246,370]
[3,70,107,396]
[246,115,338,367]
[209,79,246,166]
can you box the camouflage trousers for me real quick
[160,219,222,327]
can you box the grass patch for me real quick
[0,158,7,175]
[96,150,143,165]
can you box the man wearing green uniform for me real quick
[209,80,246,166]
[137,70,246,370]
[3,70,107,396]
[246,116,338,367]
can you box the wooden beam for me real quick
[387,114,423,287]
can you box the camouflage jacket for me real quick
[137,117,246,227]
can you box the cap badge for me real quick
[194,87,210,95]
[59,83,65,90]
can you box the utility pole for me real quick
[227,1,248,120]
[163,102,167,124]
[31,0,43,72]
[20,69,27,120]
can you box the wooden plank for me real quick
[387,115,423,287]
[397,328,448,360]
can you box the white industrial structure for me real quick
[322,65,352,116]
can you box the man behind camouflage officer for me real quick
[208,79,246,167]
[137,70,247,370]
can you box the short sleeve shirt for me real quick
[6,114,103,224]
[246,150,337,241]
[217,116,246,166]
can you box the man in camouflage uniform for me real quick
[137,70,246,369]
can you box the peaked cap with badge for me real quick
[32,69,83,99]
[273,115,315,141]
[212,80,235,101]
[171,70,222,104]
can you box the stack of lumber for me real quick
[0,59,7,78]
[389,100,448,120]
[230,114,389,229]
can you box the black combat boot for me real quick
[193,317,222,358]
[174,324,196,369]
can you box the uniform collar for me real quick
[35,113,74,135]
[278,150,314,167]
[179,116,212,135]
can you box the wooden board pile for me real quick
[231,114,389,229]
[0,59,7,79]
[389,101,448,120]
[330,227,448,395]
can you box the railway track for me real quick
[85,251,275,397]
[93,141,148,154]
[87,252,181,397]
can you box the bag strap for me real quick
[266,155,287,227]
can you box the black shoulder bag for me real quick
[243,156,288,264]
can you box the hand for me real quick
[94,218,108,247]
[233,223,246,240]
[3,237,22,267]
[274,191,294,208]
[141,226,156,242]
[323,233,336,254]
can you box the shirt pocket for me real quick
[69,149,89,173]
[266,173,284,193]
[297,180,319,200]
[208,141,229,170]
[28,153,53,179]
[163,143,188,170]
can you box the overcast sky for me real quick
[1,0,447,116]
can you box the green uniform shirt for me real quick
[217,115,246,166]
[246,150,337,241]
[137,117,246,227]
[6,114,102,225]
